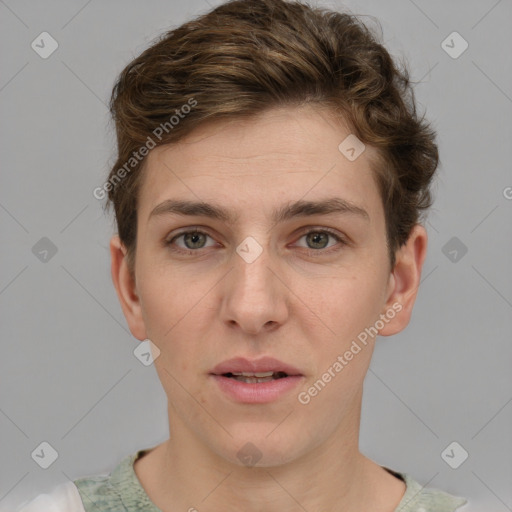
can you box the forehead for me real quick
[138,105,383,223]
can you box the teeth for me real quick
[233,375,275,383]
[231,371,274,378]
[224,371,289,383]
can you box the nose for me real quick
[219,239,289,336]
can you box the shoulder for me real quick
[393,470,468,512]
[72,469,125,510]
[15,481,85,512]
[72,449,158,511]
[14,450,143,512]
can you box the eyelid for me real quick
[164,225,349,254]
[292,226,348,255]
[165,225,347,241]
[294,226,348,243]
[165,227,218,248]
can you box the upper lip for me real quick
[210,357,303,376]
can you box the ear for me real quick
[378,224,428,336]
[110,235,147,340]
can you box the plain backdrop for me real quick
[1,1,511,511]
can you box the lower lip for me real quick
[211,375,304,403]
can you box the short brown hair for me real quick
[105,0,438,272]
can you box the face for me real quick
[112,105,425,468]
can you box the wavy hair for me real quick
[106,0,438,271]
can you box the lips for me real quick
[209,357,304,403]
[210,357,303,378]
[210,357,305,404]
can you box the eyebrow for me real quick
[148,197,370,224]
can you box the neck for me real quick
[134,394,405,512]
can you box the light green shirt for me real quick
[70,448,468,512]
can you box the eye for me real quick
[294,228,347,255]
[165,227,347,256]
[166,229,217,254]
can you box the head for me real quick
[107,0,437,468]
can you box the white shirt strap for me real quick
[16,481,85,512]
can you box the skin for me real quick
[110,105,428,512]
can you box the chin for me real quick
[209,424,313,469]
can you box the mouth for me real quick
[221,371,289,383]
[209,357,304,403]
[210,356,303,377]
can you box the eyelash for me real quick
[165,227,347,257]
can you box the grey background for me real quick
[1,0,511,510]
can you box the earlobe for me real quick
[378,224,428,337]
[110,235,147,340]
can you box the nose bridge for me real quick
[221,234,287,333]
[234,235,275,301]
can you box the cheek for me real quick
[136,268,220,375]
[298,280,380,404]
[137,273,191,354]
[305,272,386,344]
[138,260,200,327]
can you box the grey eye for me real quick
[181,232,209,249]
[305,232,330,249]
